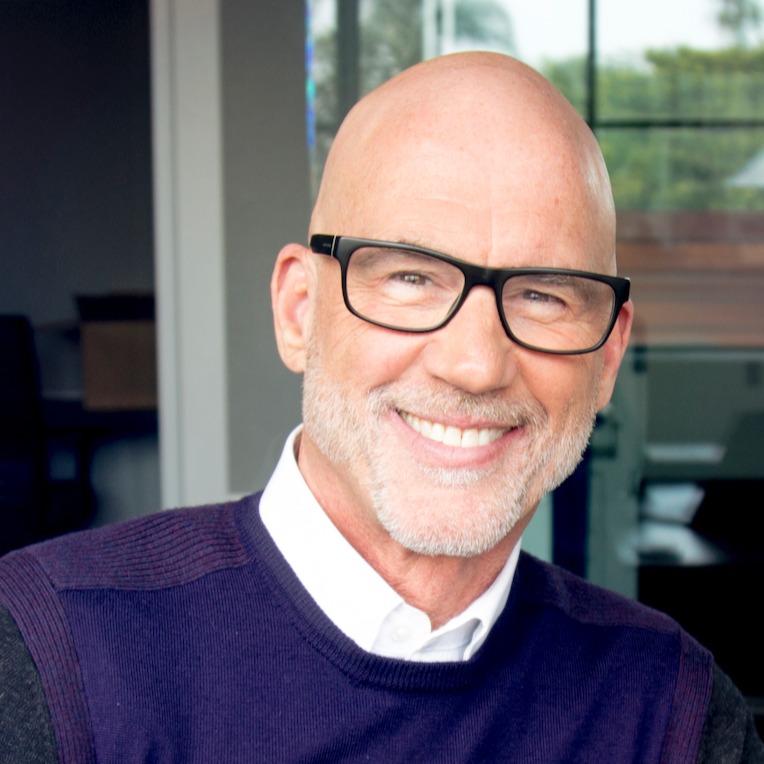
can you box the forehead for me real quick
[341,136,613,273]
[314,58,616,274]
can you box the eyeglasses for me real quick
[309,235,631,355]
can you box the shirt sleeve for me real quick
[0,603,59,763]
[697,664,764,763]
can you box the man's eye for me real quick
[504,286,567,305]
[389,271,431,287]
[504,286,570,322]
[522,289,566,305]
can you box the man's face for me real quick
[282,62,631,559]
[301,327,602,557]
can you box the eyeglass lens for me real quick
[344,246,617,352]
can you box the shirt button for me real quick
[391,623,412,642]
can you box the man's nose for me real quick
[421,286,518,395]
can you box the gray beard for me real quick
[302,341,599,557]
[366,391,595,556]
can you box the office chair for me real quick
[0,315,46,556]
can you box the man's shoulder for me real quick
[0,493,261,594]
[516,551,692,638]
[513,553,719,757]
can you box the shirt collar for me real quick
[260,426,520,660]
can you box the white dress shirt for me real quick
[259,426,521,662]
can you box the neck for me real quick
[297,434,526,629]
[359,533,521,629]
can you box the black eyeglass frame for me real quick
[309,234,631,356]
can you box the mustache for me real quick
[366,382,549,429]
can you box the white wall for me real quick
[221,0,310,496]
[151,0,309,506]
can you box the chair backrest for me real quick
[0,315,45,554]
[0,315,41,429]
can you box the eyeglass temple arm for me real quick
[309,234,338,257]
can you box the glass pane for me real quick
[307,0,590,192]
[600,127,764,211]
[501,0,589,113]
[597,0,764,121]
[307,0,764,717]
[308,0,339,192]
[359,0,423,95]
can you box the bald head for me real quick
[272,52,633,567]
[311,52,616,275]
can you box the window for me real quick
[307,1,764,708]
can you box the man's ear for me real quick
[271,243,314,373]
[596,299,634,412]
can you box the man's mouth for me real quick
[399,411,506,448]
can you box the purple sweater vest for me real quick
[0,494,713,762]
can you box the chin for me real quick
[367,419,592,559]
[370,476,531,558]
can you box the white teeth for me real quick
[443,426,461,447]
[478,429,494,446]
[462,428,480,448]
[400,412,504,448]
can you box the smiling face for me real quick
[301,335,602,557]
[273,53,632,560]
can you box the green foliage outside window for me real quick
[543,47,764,211]
[311,0,764,212]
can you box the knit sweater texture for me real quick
[0,493,714,763]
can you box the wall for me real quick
[151,0,309,506]
[0,2,154,342]
[221,0,310,495]
[0,1,159,524]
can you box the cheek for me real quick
[519,353,603,426]
[311,309,422,396]
[310,286,426,392]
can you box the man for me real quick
[1,52,761,762]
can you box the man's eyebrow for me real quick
[386,236,444,252]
